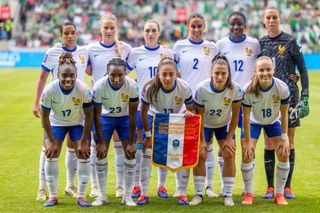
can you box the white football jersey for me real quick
[141,78,193,116]
[242,77,290,125]
[41,79,92,126]
[195,79,243,128]
[173,39,219,95]
[217,35,261,88]
[127,45,174,92]
[93,76,139,117]
[87,41,132,83]
[42,46,88,81]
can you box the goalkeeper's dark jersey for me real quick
[259,32,308,95]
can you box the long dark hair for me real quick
[143,57,177,104]
[211,54,234,90]
[57,52,77,75]
[246,56,273,97]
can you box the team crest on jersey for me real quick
[72,97,81,106]
[272,95,280,103]
[203,47,211,56]
[223,97,232,106]
[79,55,86,63]
[121,93,129,102]
[277,45,286,58]
[175,96,183,105]
[245,47,253,56]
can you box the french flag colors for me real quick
[151,113,201,172]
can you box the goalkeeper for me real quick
[259,7,309,200]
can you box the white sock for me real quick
[114,140,124,189]
[175,171,180,193]
[90,139,98,188]
[276,161,290,194]
[140,148,152,196]
[194,176,205,196]
[78,159,90,198]
[135,148,142,187]
[39,146,46,190]
[124,158,136,197]
[66,148,78,188]
[222,177,235,197]
[217,156,224,191]
[158,167,168,187]
[45,158,58,198]
[241,161,254,194]
[178,169,190,196]
[96,158,108,200]
[206,144,215,188]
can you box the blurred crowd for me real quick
[1,0,320,53]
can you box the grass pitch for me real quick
[0,68,319,212]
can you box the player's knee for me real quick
[264,138,274,150]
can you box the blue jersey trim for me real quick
[233,99,242,103]
[144,45,160,51]
[41,105,51,111]
[242,103,251,107]
[188,39,204,45]
[108,78,124,91]
[99,41,116,48]
[41,64,51,72]
[93,101,102,106]
[59,82,74,95]
[141,98,149,105]
[228,34,247,43]
[210,82,225,93]
[62,45,77,52]
[126,62,134,71]
[281,96,291,104]
[194,101,204,107]
[260,78,275,93]
[83,102,93,109]
[160,80,176,94]
[130,97,139,102]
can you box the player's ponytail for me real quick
[246,56,273,97]
[211,54,234,90]
[57,52,77,75]
[100,14,122,57]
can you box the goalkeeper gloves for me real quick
[299,96,309,118]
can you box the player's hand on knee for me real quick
[96,142,107,159]
[126,143,136,159]
[77,141,90,159]
[45,140,60,159]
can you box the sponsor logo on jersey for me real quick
[121,93,129,102]
[277,45,286,58]
[72,97,81,106]
[245,47,253,56]
[272,95,280,103]
[175,96,183,105]
[203,47,211,56]
[79,54,86,63]
[223,97,232,106]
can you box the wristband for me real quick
[145,130,151,138]
[281,133,288,141]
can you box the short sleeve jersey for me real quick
[217,35,261,88]
[93,76,139,117]
[41,79,92,126]
[87,41,132,83]
[242,77,290,125]
[195,79,243,128]
[141,78,193,116]
[126,45,174,93]
[41,46,88,81]
[173,39,219,95]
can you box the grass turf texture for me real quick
[0,68,319,212]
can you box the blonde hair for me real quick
[246,56,274,97]
[100,14,122,57]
